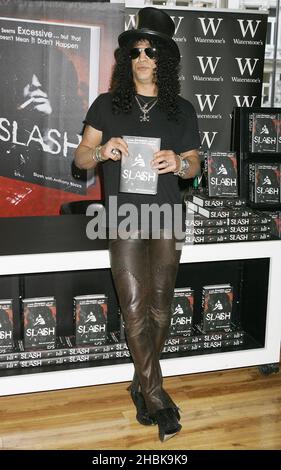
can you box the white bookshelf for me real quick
[0,240,280,396]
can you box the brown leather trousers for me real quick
[109,231,182,414]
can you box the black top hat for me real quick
[118,7,180,63]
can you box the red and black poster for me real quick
[0,17,100,194]
[0,0,123,217]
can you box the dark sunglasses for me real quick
[129,47,158,60]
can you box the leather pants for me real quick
[109,231,181,414]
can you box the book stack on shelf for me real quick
[185,192,272,244]
[0,284,245,370]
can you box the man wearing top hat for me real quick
[75,7,200,442]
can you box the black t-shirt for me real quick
[84,92,200,230]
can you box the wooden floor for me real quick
[0,365,281,450]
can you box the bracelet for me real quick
[174,155,190,177]
[92,145,105,163]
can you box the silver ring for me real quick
[165,161,169,167]
[111,148,119,156]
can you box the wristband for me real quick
[93,145,105,163]
[174,155,190,177]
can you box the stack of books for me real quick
[185,193,272,244]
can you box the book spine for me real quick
[248,113,254,152]
[165,329,244,345]
[163,338,244,354]
[186,233,271,244]
[248,163,255,203]
[0,337,129,362]
[278,114,281,153]
[192,196,246,208]
[0,349,131,370]
[186,217,229,227]
[186,224,271,237]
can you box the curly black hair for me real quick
[109,37,180,121]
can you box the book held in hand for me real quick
[120,135,160,194]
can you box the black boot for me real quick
[129,373,181,424]
[154,408,182,442]
[127,384,156,426]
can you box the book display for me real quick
[0,283,245,369]
[232,106,281,210]
[0,220,280,395]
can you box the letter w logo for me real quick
[197,56,221,74]
[235,58,259,76]
[198,17,223,36]
[125,14,136,31]
[233,95,257,107]
[201,131,218,149]
[237,19,261,38]
[195,94,219,112]
[170,16,184,35]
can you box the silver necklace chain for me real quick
[135,95,158,122]
[136,94,157,108]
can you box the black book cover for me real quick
[263,211,281,238]
[74,294,108,346]
[249,113,278,153]
[120,135,160,194]
[0,299,14,351]
[170,288,194,336]
[249,163,280,204]
[205,152,238,197]
[22,297,56,350]
[201,285,233,332]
